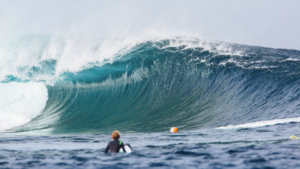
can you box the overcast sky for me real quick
[1,0,300,50]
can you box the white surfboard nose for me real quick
[120,144,132,153]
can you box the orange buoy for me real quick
[170,127,178,133]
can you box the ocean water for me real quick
[1,36,300,168]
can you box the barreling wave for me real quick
[1,37,300,134]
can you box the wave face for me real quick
[2,37,300,134]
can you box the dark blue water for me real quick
[1,38,300,168]
[1,122,300,168]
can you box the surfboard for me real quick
[120,144,132,153]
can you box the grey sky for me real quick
[1,0,299,50]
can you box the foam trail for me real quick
[0,82,48,131]
[217,117,300,129]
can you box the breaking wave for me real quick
[1,36,300,134]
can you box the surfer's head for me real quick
[111,130,121,140]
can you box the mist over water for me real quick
[1,0,300,49]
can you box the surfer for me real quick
[105,130,126,153]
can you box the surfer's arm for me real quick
[121,143,126,152]
[105,145,109,153]
[126,143,132,150]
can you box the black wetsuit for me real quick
[105,140,126,153]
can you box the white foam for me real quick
[0,32,282,84]
[0,31,199,83]
[0,82,48,131]
[217,117,300,129]
[286,58,300,61]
